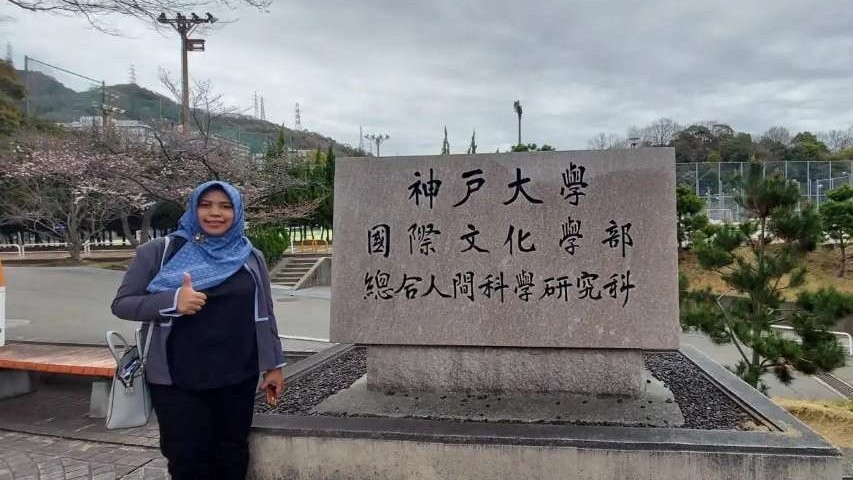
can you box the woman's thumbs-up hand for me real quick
[176,272,208,315]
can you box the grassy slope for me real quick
[680,246,853,299]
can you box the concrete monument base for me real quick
[314,372,683,427]
[248,346,843,480]
[249,431,839,480]
[368,346,644,396]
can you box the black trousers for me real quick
[149,376,258,480]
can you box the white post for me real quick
[0,260,6,347]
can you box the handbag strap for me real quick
[139,235,172,367]
[139,320,154,367]
[160,236,171,270]
[105,331,130,364]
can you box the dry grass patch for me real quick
[680,246,853,300]
[774,398,853,447]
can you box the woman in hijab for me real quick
[112,181,285,480]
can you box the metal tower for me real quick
[295,102,303,131]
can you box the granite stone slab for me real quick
[313,373,683,428]
[367,345,644,395]
[331,149,679,349]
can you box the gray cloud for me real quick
[4,0,853,154]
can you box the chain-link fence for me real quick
[23,55,108,123]
[676,161,853,222]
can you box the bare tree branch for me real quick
[4,0,271,31]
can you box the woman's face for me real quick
[197,188,235,236]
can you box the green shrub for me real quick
[248,227,290,268]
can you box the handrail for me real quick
[0,244,23,257]
[770,324,853,356]
[22,242,91,254]
[278,334,332,343]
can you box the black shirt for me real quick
[167,267,259,390]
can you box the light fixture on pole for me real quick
[365,133,390,157]
[513,100,522,146]
[157,11,217,131]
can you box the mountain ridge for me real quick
[19,70,358,156]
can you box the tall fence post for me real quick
[0,259,6,347]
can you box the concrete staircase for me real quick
[271,254,329,288]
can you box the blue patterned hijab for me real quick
[147,181,254,293]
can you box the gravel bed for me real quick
[254,347,367,415]
[645,352,755,430]
[257,347,758,431]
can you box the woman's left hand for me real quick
[260,368,285,406]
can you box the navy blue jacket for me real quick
[111,235,284,385]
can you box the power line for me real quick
[23,55,104,117]
[25,56,103,84]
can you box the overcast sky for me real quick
[2,1,853,155]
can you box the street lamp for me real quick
[365,133,390,157]
[157,11,217,131]
[513,100,522,146]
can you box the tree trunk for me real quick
[66,198,81,263]
[120,210,139,247]
[140,203,158,244]
[841,242,847,278]
[66,224,81,262]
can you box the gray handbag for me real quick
[104,325,154,430]
[104,236,173,430]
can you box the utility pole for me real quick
[23,55,29,116]
[157,12,216,131]
[365,133,390,157]
[513,100,522,146]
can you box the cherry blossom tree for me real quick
[0,131,146,260]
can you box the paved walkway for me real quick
[3,267,332,351]
[0,431,169,480]
[0,379,166,480]
[0,430,167,479]
[682,333,849,400]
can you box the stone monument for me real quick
[330,148,678,398]
[249,148,841,480]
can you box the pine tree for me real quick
[467,129,477,154]
[821,185,853,277]
[441,126,450,155]
[676,185,709,252]
[681,162,851,393]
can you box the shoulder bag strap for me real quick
[139,235,172,366]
